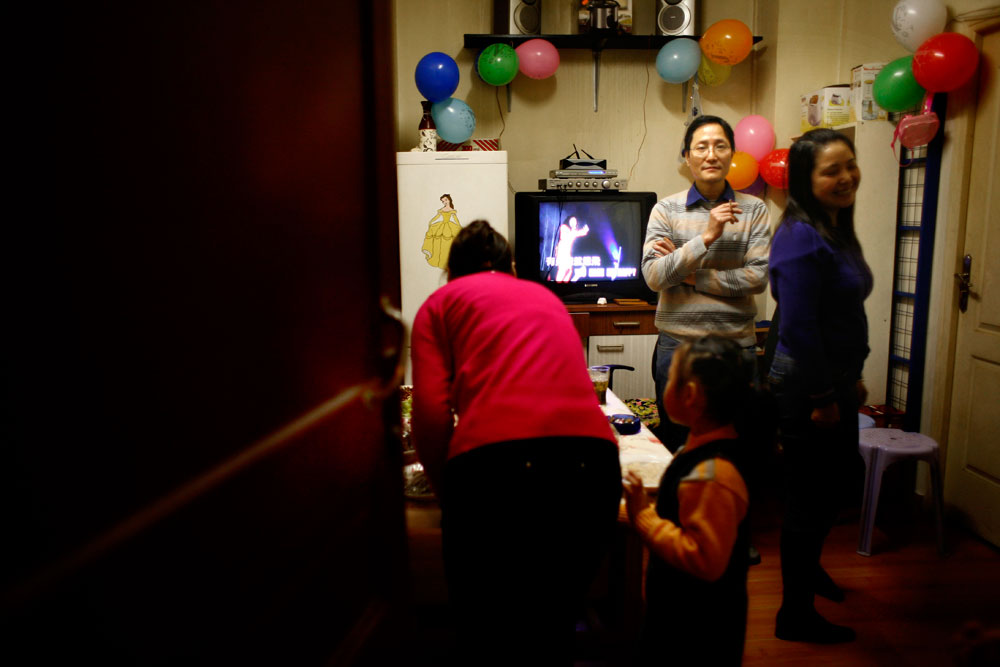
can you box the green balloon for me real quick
[873,56,926,113]
[477,43,519,86]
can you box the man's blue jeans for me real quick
[652,332,687,452]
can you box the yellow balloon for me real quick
[727,151,759,190]
[700,19,753,66]
[698,54,732,86]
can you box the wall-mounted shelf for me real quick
[464,33,763,113]
[464,34,763,51]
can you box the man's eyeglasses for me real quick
[689,143,732,158]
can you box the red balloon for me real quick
[760,148,789,189]
[913,32,979,93]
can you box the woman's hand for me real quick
[811,402,840,427]
[623,470,651,523]
[856,379,868,407]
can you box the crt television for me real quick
[514,190,658,304]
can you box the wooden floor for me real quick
[742,514,1000,666]
[404,497,1000,666]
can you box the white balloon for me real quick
[891,0,948,52]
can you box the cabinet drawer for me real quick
[588,310,657,336]
[588,334,657,400]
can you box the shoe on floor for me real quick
[775,608,856,644]
[814,565,845,602]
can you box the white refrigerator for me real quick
[396,151,509,382]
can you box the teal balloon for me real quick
[431,97,476,144]
[656,38,701,84]
[873,56,926,112]
[477,43,519,86]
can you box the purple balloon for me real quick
[738,175,767,197]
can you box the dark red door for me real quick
[4,2,405,663]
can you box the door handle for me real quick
[954,254,973,313]
[364,296,408,405]
[596,344,625,353]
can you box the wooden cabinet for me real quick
[589,334,658,400]
[567,303,658,400]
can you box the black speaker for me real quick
[656,0,695,36]
[494,0,541,35]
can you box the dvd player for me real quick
[551,168,618,178]
[539,177,628,191]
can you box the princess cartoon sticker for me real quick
[421,194,461,268]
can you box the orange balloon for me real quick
[700,19,753,66]
[727,150,759,190]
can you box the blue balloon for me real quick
[656,38,701,84]
[431,97,476,144]
[415,52,460,103]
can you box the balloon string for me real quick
[495,86,515,195]
[495,85,506,144]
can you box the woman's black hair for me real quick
[446,219,514,280]
[673,336,754,426]
[779,128,861,251]
[682,115,736,155]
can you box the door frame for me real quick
[923,17,1000,473]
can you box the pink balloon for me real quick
[515,39,560,80]
[734,115,776,162]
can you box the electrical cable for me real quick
[628,53,650,183]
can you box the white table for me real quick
[601,389,673,490]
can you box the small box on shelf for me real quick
[800,85,851,133]
[850,63,888,123]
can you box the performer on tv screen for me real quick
[555,215,590,282]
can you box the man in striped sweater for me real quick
[641,115,771,450]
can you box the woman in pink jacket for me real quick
[411,220,622,666]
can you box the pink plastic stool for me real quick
[857,428,945,556]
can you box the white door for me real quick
[944,26,1000,547]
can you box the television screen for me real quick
[514,191,658,304]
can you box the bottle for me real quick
[418,101,437,152]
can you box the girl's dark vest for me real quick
[643,438,750,663]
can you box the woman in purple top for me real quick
[768,128,873,644]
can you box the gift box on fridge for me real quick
[436,138,501,151]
